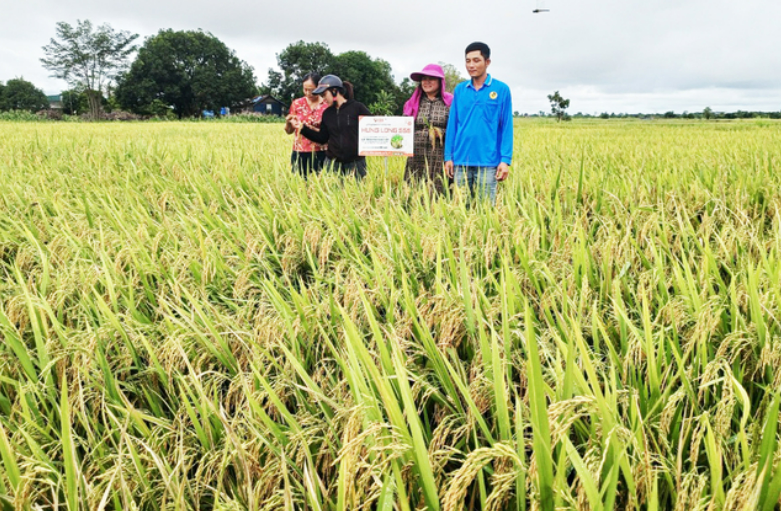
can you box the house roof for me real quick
[252,95,287,107]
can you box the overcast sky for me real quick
[2,0,779,114]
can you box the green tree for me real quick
[115,29,257,118]
[703,106,713,120]
[0,78,49,112]
[439,62,467,93]
[265,41,335,105]
[41,20,138,119]
[59,88,109,115]
[547,90,571,122]
[392,77,416,115]
[263,42,404,113]
[60,89,89,115]
[330,50,398,109]
[368,90,394,115]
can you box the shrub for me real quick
[0,109,42,121]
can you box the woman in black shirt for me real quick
[291,74,371,180]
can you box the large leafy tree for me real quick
[60,89,89,115]
[116,29,257,118]
[59,88,107,115]
[41,20,138,119]
[264,42,403,113]
[440,62,467,93]
[264,41,335,105]
[330,50,398,109]
[0,78,49,112]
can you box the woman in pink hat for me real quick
[403,63,454,194]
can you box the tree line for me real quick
[0,20,466,120]
[544,110,781,120]
[2,20,778,121]
[0,79,50,112]
[258,41,464,116]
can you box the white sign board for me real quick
[358,116,414,157]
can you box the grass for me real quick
[0,118,780,509]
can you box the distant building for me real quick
[249,95,288,116]
[47,95,63,110]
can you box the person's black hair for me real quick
[302,72,321,86]
[332,81,355,100]
[465,42,490,59]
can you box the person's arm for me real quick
[444,90,459,177]
[284,103,296,134]
[499,87,513,166]
[495,86,513,181]
[300,114,330,145]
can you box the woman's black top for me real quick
[300,99,371,163]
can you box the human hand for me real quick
[284,114,297,134]
[496,162,510,181]
[289,117,302,130]
[445,161,454,178]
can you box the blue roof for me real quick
[252,95,286,105]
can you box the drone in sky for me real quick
[533,0,550,13]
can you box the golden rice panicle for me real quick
[1,119,781,509]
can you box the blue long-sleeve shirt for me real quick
[444,74,513,167]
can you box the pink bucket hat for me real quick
[403,63,454,118]
[410,63,446,82]
[404,64,453,117]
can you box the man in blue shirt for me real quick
[445,42,513,205]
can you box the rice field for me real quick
[1,118,781,510]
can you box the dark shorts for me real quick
[291,151,326,178]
